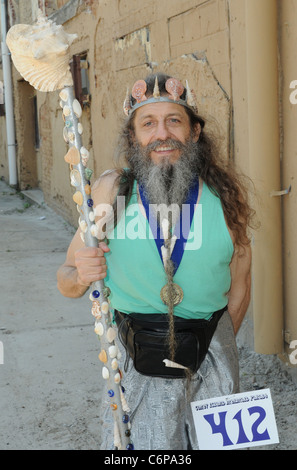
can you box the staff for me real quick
[6,11,132,450]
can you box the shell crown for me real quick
[123,76,198,117]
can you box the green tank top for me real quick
[104,180,234,320]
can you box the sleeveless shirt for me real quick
[104,180,234,320]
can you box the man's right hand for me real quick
[74,242,110,287]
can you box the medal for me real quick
[160,283,184,306]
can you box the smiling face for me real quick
[133,101,201,164]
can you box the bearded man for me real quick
[57,73,253,450]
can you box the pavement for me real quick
[0,179,104,450]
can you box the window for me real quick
[70,53,91,107]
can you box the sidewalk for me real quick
[0,180,104,450]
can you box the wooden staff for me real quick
[6,12,132,450]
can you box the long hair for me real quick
[112,72,256,248]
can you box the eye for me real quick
[169,117,181,124]
[143,120,154,127]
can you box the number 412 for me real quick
[204,406,270,447]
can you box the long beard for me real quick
[127,136,200,365]
[128,136,200,226]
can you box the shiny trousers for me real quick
[100,311,239,450]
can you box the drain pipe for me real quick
[1,0,17,187]
[245,0,283,354]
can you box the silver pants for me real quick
[100,311,239,450]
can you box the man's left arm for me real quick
[227,244,252,335]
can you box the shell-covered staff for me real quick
[6,11,133,450]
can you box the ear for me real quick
[192,123,201,143]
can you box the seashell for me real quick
[59,100,64,108]
[73,191,83,206]
[85,184,91,195]
[103,286,111,298]
[91,301,101,319]
[79,218,87,233]
[101,301,109,314]
[120,388,130,412]
[6,13,77,92]
[85,167,93,180]
[132,80,147,103]
[108,345,118,359]
[73,99,82,118]
[80,232,85,243]
[123,87,132,116]
[153,76,160,99]
[90,224,99,238]
[98,349,108,363]
[111,358,118,370]
[94,322,104,336]
[114,372,121,384]
[102,366,109,380]
[89,211,95,222]
[63,105,71,117]
[63,127,69,144]
[68,132,75,143]
[59,88,69,102]
[106,327,117,343]
[64,147,80,165]
[80,146,89,159]
[165,78,184,101]
[78,123,83,134]
[70,169,81,187]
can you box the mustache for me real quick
[138,138,187,154]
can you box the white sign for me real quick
[191,388,279,450]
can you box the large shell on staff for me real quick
[6,12,77,92]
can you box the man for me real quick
[57,73,253,450]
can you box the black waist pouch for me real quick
[115,307,226,379]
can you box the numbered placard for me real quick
[191,388,279,450]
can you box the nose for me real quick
[154,119,171,141]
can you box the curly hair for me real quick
[112,72,256,248]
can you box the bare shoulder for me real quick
[91,169,122,205]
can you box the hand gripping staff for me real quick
[6,12,133,450]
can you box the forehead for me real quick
[134,101,189,122]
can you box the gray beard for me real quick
[128,137,200,226]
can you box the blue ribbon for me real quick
[138,179,199,275]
